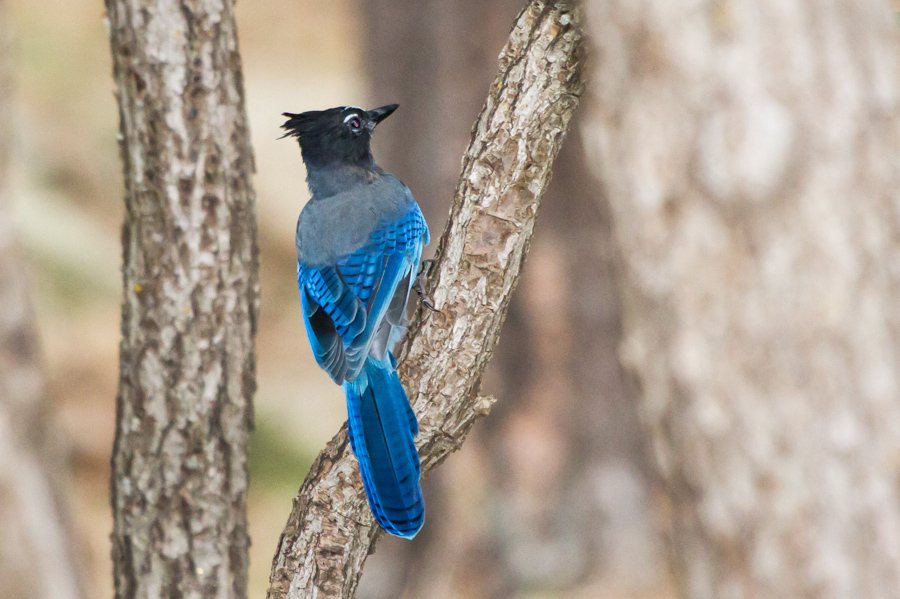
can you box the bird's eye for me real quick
[349,117,361,130]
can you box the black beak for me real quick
[368,104,399,127]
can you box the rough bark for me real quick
[106,0,259,597]
[0,7,88,599]
[582,1,900,597]
[266,2,585,598]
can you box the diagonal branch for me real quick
[266,2,585,598]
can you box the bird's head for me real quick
[281,104,398,169]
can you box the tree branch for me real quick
[265,2,585,598]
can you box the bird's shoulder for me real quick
[296,173,421,268]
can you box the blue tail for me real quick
[344,358,424,538]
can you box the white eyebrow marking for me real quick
[343,112,362,123]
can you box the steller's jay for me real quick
[281,104,428,538]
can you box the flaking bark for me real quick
[105,0,259,597]
[265,2,584,598]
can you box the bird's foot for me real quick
[415,259,439,312]
[417,259,435,278]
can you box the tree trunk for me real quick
[105,0,259,596]
[582,1,900,597]
[361,1,669,596]
[266,3,584,598]
[0,7,88,598]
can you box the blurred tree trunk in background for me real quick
[582,1,900,597]
[105,0,259,597]
[0,6,88,599]
[360,2,670,597]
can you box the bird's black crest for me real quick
[280,107,350,140]
[279,112,311,139]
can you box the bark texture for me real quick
[582,1,900,597]
[106,0,259,597]
[361,0,669,594]
[0,8,87,599]
[266,2,585,598]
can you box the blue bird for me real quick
[281,104,429,538]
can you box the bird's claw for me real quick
[417,289,438,312]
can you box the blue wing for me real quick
[298,204,429,383]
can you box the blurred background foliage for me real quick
[2,0,670,598]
